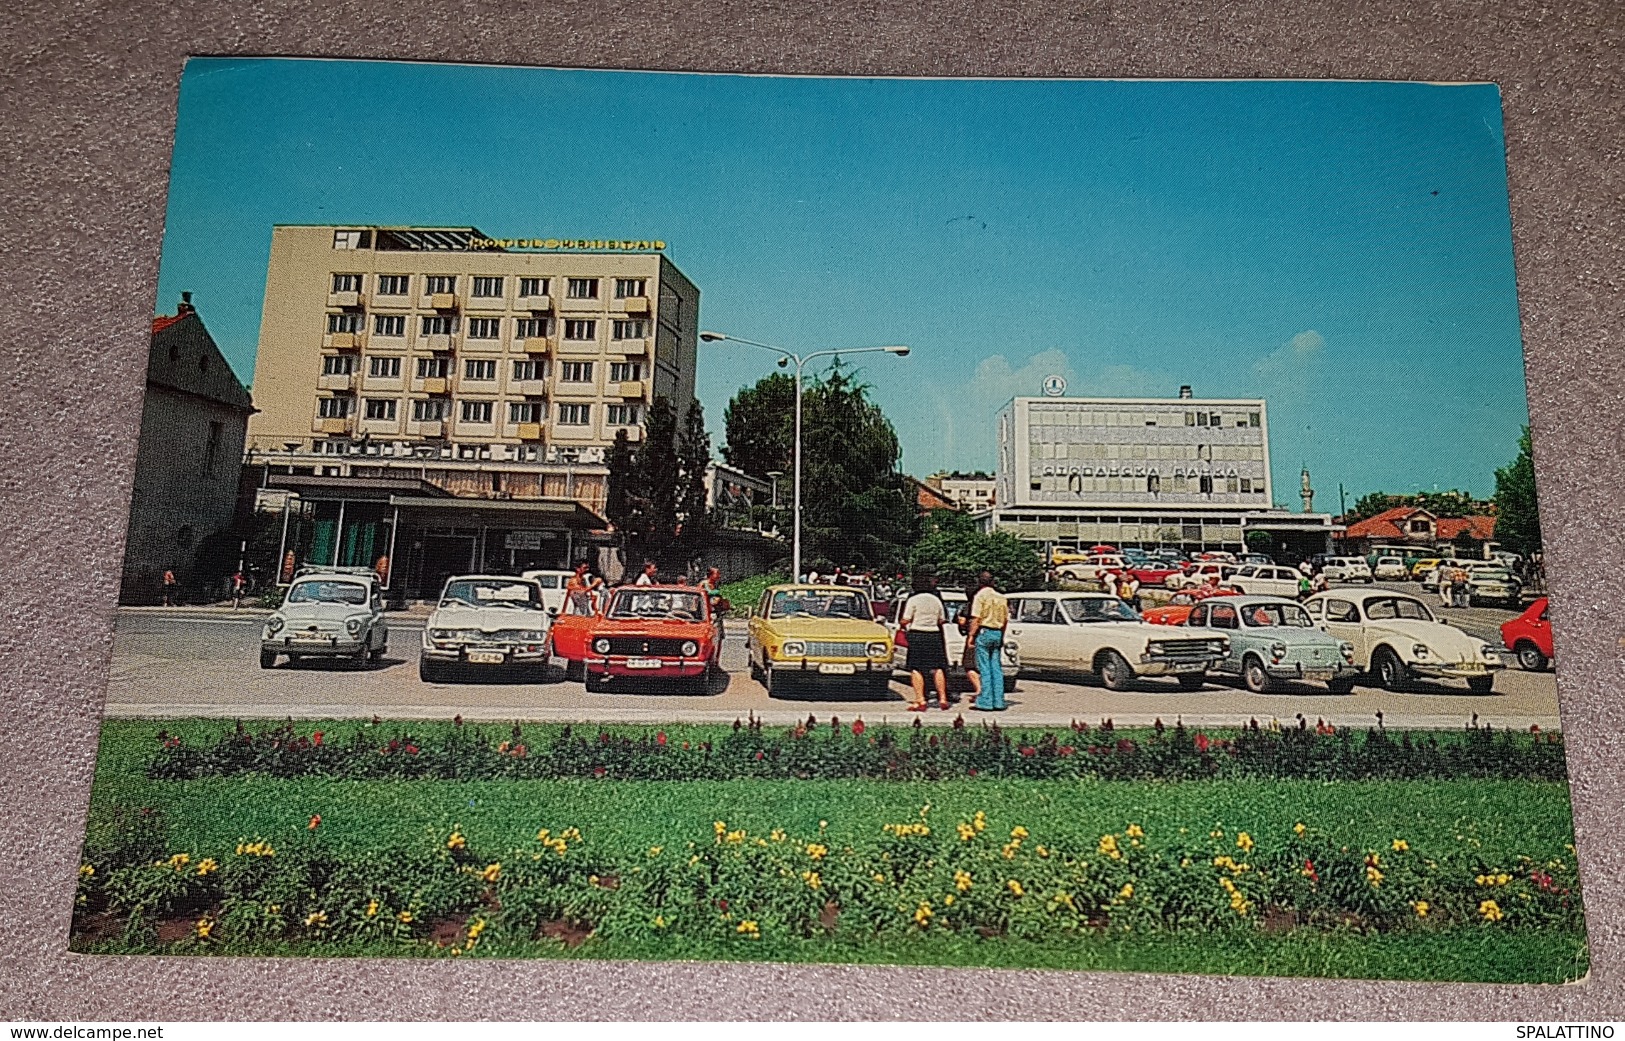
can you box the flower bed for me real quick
[145,716,1569,784]
[72,806,1581,956]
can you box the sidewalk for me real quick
[118,603,436,620]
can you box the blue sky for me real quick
[156,60,1530,505]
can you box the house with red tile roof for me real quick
[1341,505,1497,558]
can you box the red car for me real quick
[1128,563,1185,586]
[1142,604,1194,626]
[1500,596,1553,671]
[578,584,724,693]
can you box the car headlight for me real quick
[1208,639,1227,654]
[430,628,451,641]
[266,616,285,635]
[1481,644,1500,661]
[1412,643,1431,659]
[522,630,547,642]
[593,637,611,655]
[782,641,806,658]
[345,617,364,635]
[1269,641,1287,662]
[681,640,700,657]
[1339,640,1355,663]
[867,641,889,658]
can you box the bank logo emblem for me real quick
[1041,374,1067,397]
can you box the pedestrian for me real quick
[1299,559,1314,578]
[699,567,723,592]
[1435,563,1454,607]
[635,561,658,586]
[1296,572,1312,601]
[900,571,950,712]
[964,570,1010,712]
[1115,570,1142,611]
[1310,571,1329,595]
[1452,564,1472,608]
[565,562,603,614]
[162,568,177,607]
[805,568,820,584]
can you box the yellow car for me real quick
[747,584,895,698]
[1409,558,1444,581]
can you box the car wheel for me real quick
[1516,642,1549,672]
[764,664,781,698]
[748,653,763,681]
[353,644,370,665]
[1003,675,1018,694]
[259,648,277,669]
[1326,676,1357,695]
[1099,651,1135,692]
[584,670,609,693]
[419,658,443,683]
[1242,656,1274,694]
[1372,647,1408,691]
[1467,675,1495,695]
[564,660,585,683]
[1175,673,1207,691]
[369,642,385,663]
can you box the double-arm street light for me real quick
[699,332,909,581]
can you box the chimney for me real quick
[1178,385,1193,399]
[178,291,195,315]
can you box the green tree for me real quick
[604,396,711,569]
[1493,426,1543,557]
[721,372,795,480]
[1343,488,1484,523]
[908,516,1044,591]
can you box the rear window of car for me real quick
[534,575,561,588]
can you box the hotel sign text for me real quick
[471,237,666,251]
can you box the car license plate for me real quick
[466,650,505,665]
[818,663,857,675]
[1173,663,1205,673]
[626,657,664,669]
[1304,668,1334,681]
[1458,662,1485,673]
[292,635,330,645]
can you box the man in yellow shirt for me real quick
[964,571,1010,711]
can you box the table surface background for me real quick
[3,0,1622,1019]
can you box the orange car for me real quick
[555,584,724,693]
[1141,604,1194,626]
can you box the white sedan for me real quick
[1302,589,1504,693]
[1226,564,1303,598]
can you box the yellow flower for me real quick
[195,858,218,877]
[536,828,550,841]
[955,870,974,892]
[1098,834,1121,859]
[802,871,822,890]
[1210,828,1224,839]
[398,910,414,923]
[1293,823,1306,837]
[466,918,486,941]
[652,914,667,929]
[1036,845,1050,858]
[447,831,466,851]
[713,820,727,835]
[770,829,786,842]
[366,899,379,918]
[943,894,955,906]
[648,846,662,857]
[163,853,191,871]
[872,872,888,884]
[1001,841,1021,860]
[1366,866,1384,887]
[957,823,976,842]
[78,864,95,879]
[1497,872,1511,886]
[1391,839,1410,852]
[267,904,281,916]
[688,855,701,866]
[1412,901,1430,918]
[1006,879,1025,897]
[1119,883,1134,901]
[736,919,760,936]
[480,863,501,883]
[805,843,828,860]
[1236,833,1255,853]
[724,829,746,844]
[304,911,328,929]
[972,811,987,833]
[1010,826,1030,840]
[1126,823,1145,839]
[194,915,214,940]
[561,827,582,841]
[1479,900,1503,922]
[913,901,933,925]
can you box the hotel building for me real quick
[244,225,701,597]
[989,387,1337,561]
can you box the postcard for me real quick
[76,58,1582,982]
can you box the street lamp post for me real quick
[699,332,909,581]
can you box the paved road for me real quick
[105,581,1561,729]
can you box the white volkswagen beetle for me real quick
[1302,588,1503,693]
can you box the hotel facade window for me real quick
[331,273,362,293]
[516,317,551,339]
[566,277,599,299]
[368,356,401,378]
[425,274,457,294]
[613,319,647,340]
[421,315,456,335]
[519,277,549,297]
[327,312,362,333]
[317,396,353,418]
[322,354,355,376]
[614,277,646,298]
[560,361,594,382]
[373,314,405,337]
[416,357,449,379]
[606,403,641,426]
[609,361,642,382]
[512,359,545,381]
[509,401,544,423]
[412,398,451,421]
[464,359,497,381]
[467,317,502,339]
[558,403,591,425]
[376,274,410,296]
[471,275,503,298]
[563,319,596,341]
[364,398,397,421]
[461,400,494,423]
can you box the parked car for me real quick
[578,584,723,694]
[1167,562,1239,590]
[1126,561,1186,587]
[1466,566,1522,607]
[1302,589,1504,693]
[1055,553,1126,582]
[1226,564,1303,598]
[747,584,894,697]
[419,575,551,682]
[520,569,576,616]
[1321,557,1373,583]
[548,590,603,681]
[1185,595,1359,693]
[1409,557,1445,582]
[260,569,388,669]
[1372,556,1409,581]
[1142,603,1195,626]
[1500,596,1553,671]
[1004,592,1227,691]
[1239,553,1275,567]
[883,589,1019,692]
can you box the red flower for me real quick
[386,739,400,753]
[656,731,667,746]
[718,899,729,911]
[512,744,526,758]
[593,766,606,778]
[1194,733,1210,753]
[967,768,977,777]
[311,730,323,746]
[1530,724,1542,734]
[1116,739,1136,754]
[682,742,690,750]
[308,814,322,830]
[1058,746,1075,757]
[599,732,611,744]
[453,714,463,727]
[1303,858,1319,883]
[1019,746,1037,758]
[952,715,965,730]
[755,750,765,761]
[405,744,419,755]
[852,720,866,737]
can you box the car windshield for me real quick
[1473,568,1512,580]
[286,580,369,606]
[608,589,706,621]
[1243,603,1314,628]
[440,579,542,609]
[1363,596,1435,622]
[1377,558,1402,566]
[1062,597,1141,623]
[770,589,870,620]
[532,575,561,588]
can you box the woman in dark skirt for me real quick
[900,571,951,711]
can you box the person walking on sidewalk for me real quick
[162,568,177,607]
[900,571,951,712]
[964,571,1010,712]
[1436,564,1455,607]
